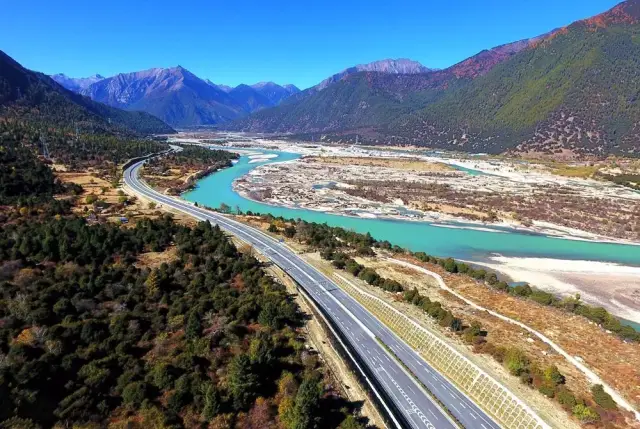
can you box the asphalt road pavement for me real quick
[124,160,501,429]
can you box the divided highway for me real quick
[124,158,502,429]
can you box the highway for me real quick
[124,158,502,429]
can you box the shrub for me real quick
[530,290,555,305]
[332,259,346,270]
[122,381,147,407]
[442,258,457,273]
[538,383,556,398]
[485,272,498,285]
[511,284,533,297]
[283,225,296,238]
[556,387,577,410]
[345,260,363,276]
[504,348,529,376]
[358,268,379,285]
[356,246,375,257]
[591,384,617,410]
[543,365,565,386]
[572,404,600,424]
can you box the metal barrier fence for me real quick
[295,285,411,429]
[334,273,550,429]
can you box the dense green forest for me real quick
[389,22,640,155]
[1,120,168,171]
[0,50,174,136]
[147,146,238,170]
[0,114,363,427]
[0,138,63,205]
[0,214,363,428]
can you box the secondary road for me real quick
[124,158,502,429]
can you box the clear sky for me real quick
[1,0,621,89]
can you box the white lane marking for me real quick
[382,368,437,429]
[126,165,470,428]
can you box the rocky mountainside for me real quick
[80,66,245,127]
[66,68,300,127]
[51,73,105,92]
[251,81,300,105]
[0,50,174,135]
[315,58,432,91]
[228,84,274,113]
[229,0,640,157]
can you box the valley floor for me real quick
[174,134,640,323]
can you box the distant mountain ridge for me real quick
[316,58,432,91]
[51,73,105,92]
[229,0,640,158]
[250,82,300,105]
[0,50,174,135]
[55,68,301,127]
[79,66,247,127]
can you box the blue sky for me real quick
[1,0,621,89]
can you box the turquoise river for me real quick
[183,148,640,266]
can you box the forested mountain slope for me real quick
[225,37,556,137]
[390,8,640,156]
[230,0,640,157]
[0,51,175,136]
[228,70,460,134]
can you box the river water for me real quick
[182,148,640,266]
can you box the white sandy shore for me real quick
[470,256,640,324]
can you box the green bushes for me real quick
[555,387,578,410]
[591,384,616,410]
[505,348,530,376]
[572,403,600,424]
[411,250,639,342]
[0,216,357,428]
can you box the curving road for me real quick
[124,158,502,429]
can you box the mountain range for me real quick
[14,0,640,157]
[314,58,433,91]
[230,0,640,157]
[50,73,105,92]
[52,70,301,128]
[0,50,174,135]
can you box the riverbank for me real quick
[179,137,640,322]
[211,138,640,244]
[469,256,640,324]
[235,183,640,247]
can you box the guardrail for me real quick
[121,148,174,172]
[334,273,550,429]
[295,285,411,429]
